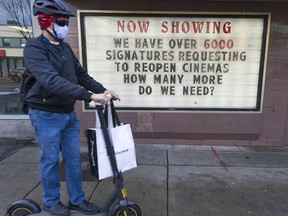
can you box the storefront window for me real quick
[21,38,26,47]
[3,38,10,47]
[0,0,32,117]
[0,57,25,115]
[10,38,21,47]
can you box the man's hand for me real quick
[90,90,120,105]
[104,90,120,101]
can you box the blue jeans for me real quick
[29,108,85,206]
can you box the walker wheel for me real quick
[7,199,41,216]
[112,204,141,216]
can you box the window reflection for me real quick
[0,36,26,115]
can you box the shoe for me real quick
[68,199,99,215]
[43,201,69,216]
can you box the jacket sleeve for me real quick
[67,43,107,94]
[24,39,93,102]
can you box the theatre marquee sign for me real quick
[79,11,270,112]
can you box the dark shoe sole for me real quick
[43,206,70,216]
[69,209,98,215]
[43,211,69,216]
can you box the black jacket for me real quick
[24,35,106,113]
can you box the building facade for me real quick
[2,0,288,147]
[65,0,288,147]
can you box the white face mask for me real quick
[53,23,69,40]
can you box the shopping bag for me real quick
[87,103,137,180]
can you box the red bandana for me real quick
[37,13,54,30]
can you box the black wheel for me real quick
[112,204,141,216]
[7,199,41,216]
[7,205,34,216]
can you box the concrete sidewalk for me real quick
[1,141,288,216]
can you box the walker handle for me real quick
[88,94,119,108]
[98,94,119,105]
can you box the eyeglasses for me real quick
[55,19,69,27]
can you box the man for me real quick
[24,0,119,215]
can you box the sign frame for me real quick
[78,11,270,113]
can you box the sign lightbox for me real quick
[79,12,269,111]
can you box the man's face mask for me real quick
[53,18,69,40]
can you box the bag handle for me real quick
[110,101,121,126]
[100,101,121,128]
[95,105,120,176]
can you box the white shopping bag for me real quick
[87,103,137,180]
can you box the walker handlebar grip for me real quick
[88,94,118,108]
[98,94,113,105]
[98,94,119,105]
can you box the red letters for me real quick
[161,21,232,34]
[117,20,232,35]
[117,20,150,33]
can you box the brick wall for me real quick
[65,0,288,146]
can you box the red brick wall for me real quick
[65,0,288,146]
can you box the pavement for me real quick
[1,138,288,216]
